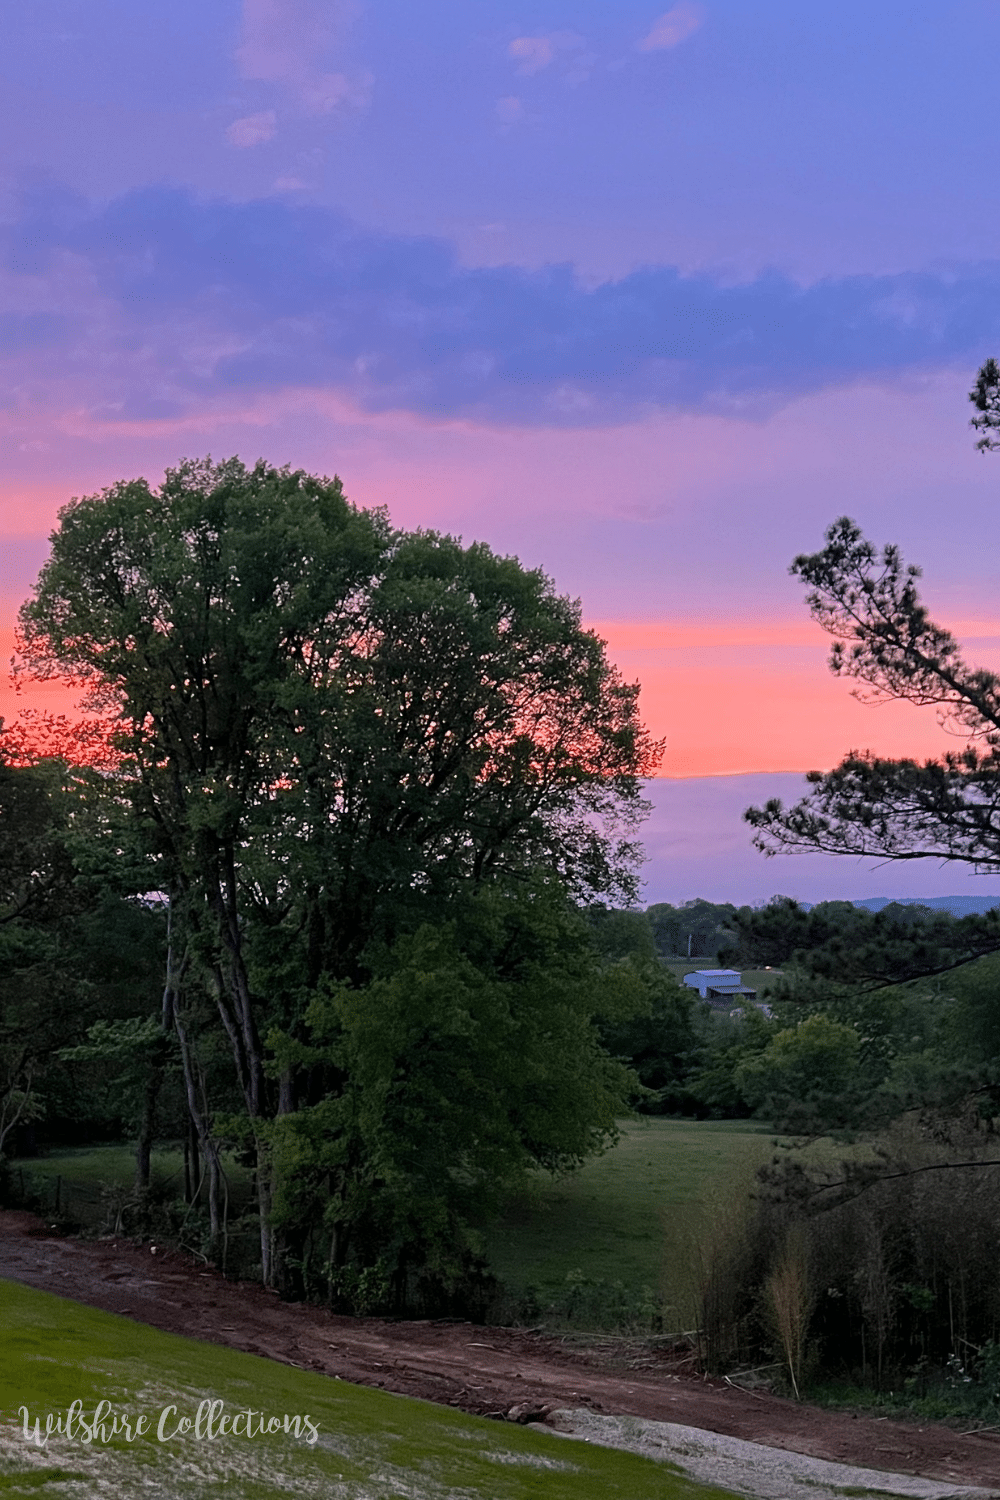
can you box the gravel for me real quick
[534,1409,1000,1500]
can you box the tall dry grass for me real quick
[765,1224,813,1399]
[678,1118,1000,1393]
[662,1149,773,1371]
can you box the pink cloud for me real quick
[507,32,589,80]
[508,37,554,75]
[638,3,704,53]
[496,96,523,126]
[593,617,1000,777]
[2,374,998,779]
[236,0,371,115]
[226,111,277,148]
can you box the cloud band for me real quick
[4,185,999,427]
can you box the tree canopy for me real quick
[720,894,1000,990]
[15,455,661,1293]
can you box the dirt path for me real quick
[3,1209,1000,1492]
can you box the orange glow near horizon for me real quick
[5,614,1000,777]
[589,616,1000,778]
[0,625,77,693]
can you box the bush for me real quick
[736,1015,867,1132]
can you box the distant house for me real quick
[682,968,758,1004]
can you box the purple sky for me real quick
[3,0,1000,904]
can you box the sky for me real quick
[3,0,1000,905]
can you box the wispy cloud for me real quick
[226,111,277,148]
[638,3,704,53]
[236,0,371,115]
[4,185,999,429]
[508,37,553,75]
[507,31,589,80]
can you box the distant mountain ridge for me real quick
[850,896,1000,918]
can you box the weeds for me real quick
[689,1117,1000,1403]
[765,1225,813,1399]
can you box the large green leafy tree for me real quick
[19,456,659,1285]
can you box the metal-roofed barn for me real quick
[682,968,758,1004]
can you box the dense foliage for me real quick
[7,454,662,1300]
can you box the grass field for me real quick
[485,1118,775,1330]
[9,1146,255,1235]
[12,1145,187,1196]
[14,1123,779,1331]
[10,1144,254,1197]
[0,1279,742,1499]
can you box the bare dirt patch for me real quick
[3,1209,1000,1492]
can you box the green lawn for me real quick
[485,1118,774,1330]
[12,1145,186,1194]
[661,958,718,980]
[0,1279,741,1499]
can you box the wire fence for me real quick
[6,1163,263,1278]
[10,1167,106,1230]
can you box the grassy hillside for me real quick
[0,1279,740,1499]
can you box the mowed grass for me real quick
[11,1145,253,1197]
[486,1118,774,1326]
[0,1279,742,1500]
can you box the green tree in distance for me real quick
[719,895,1000,990]
[736,1013,865,1133]
[645,899,738,959]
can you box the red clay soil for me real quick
[3,1208,1000,1491]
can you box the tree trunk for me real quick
[205,852,278,1283]
[187,1114,201,1203]
[134,1038,168,1195]
[134,1079,155,1195]
[174,1010,223,1247]
[162,909,223,1249]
